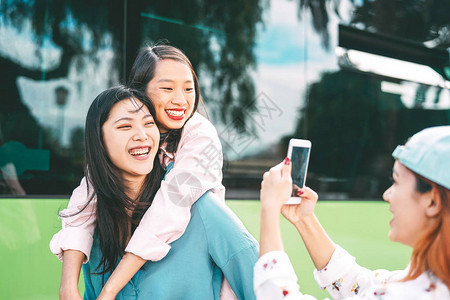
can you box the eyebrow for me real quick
[157,78,193,84]
[113,114,153,124]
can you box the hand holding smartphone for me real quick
[285,139,311,205]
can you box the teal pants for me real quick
[82,191,258,300]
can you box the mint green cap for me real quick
[392,126,450,190]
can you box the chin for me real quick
[388,232,411,247]
[387,230,397,242]
[164,123,184,131]
[143,167,154,174]
[136,166,154,175]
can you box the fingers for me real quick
[297,186,318,202]
[281,157,292,180]
[263,157,292,186]
[260,159,293,200]
[267,158,291,179]
[263,162,283,181]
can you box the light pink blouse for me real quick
[49,113,225,263]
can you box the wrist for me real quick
[259,207,284,256]
[260,206,281,219]
[59,280,79,292]
[293,213,316,231]
[59,285,80,298]
[261,203,280,212]
[99,283,119,299]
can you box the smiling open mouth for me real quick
[166,109,185,117]
[129,147,150,156]
[165,109,186,120]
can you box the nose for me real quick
[382,186,391,203]
[171,88,187,105]
[133,126,148,141]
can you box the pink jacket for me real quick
[49,113,225,262]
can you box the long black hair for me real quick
[128,44,204,153]
[84,85,164,275]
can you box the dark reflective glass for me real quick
[0,1,123,196]
[1,0,448,199]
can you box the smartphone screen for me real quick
[290,145,311,197]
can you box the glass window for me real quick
[139,0,449,199]
[1,0,448,199]
[0,1,122,196]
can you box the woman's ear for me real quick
[425,187,442,218]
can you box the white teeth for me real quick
[129,148,149,156]
[166,110,185,117]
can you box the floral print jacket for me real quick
[254,246,449,299]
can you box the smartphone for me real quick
[286,138,311,204]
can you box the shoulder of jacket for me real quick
[183,112,215,132]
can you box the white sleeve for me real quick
[254,247,449,300]
[49,177,96,263]
[313,245,408,299]
[254,251,319,300]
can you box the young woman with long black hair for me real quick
[51,45,258,299]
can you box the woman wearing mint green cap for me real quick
[254,126,450,299]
